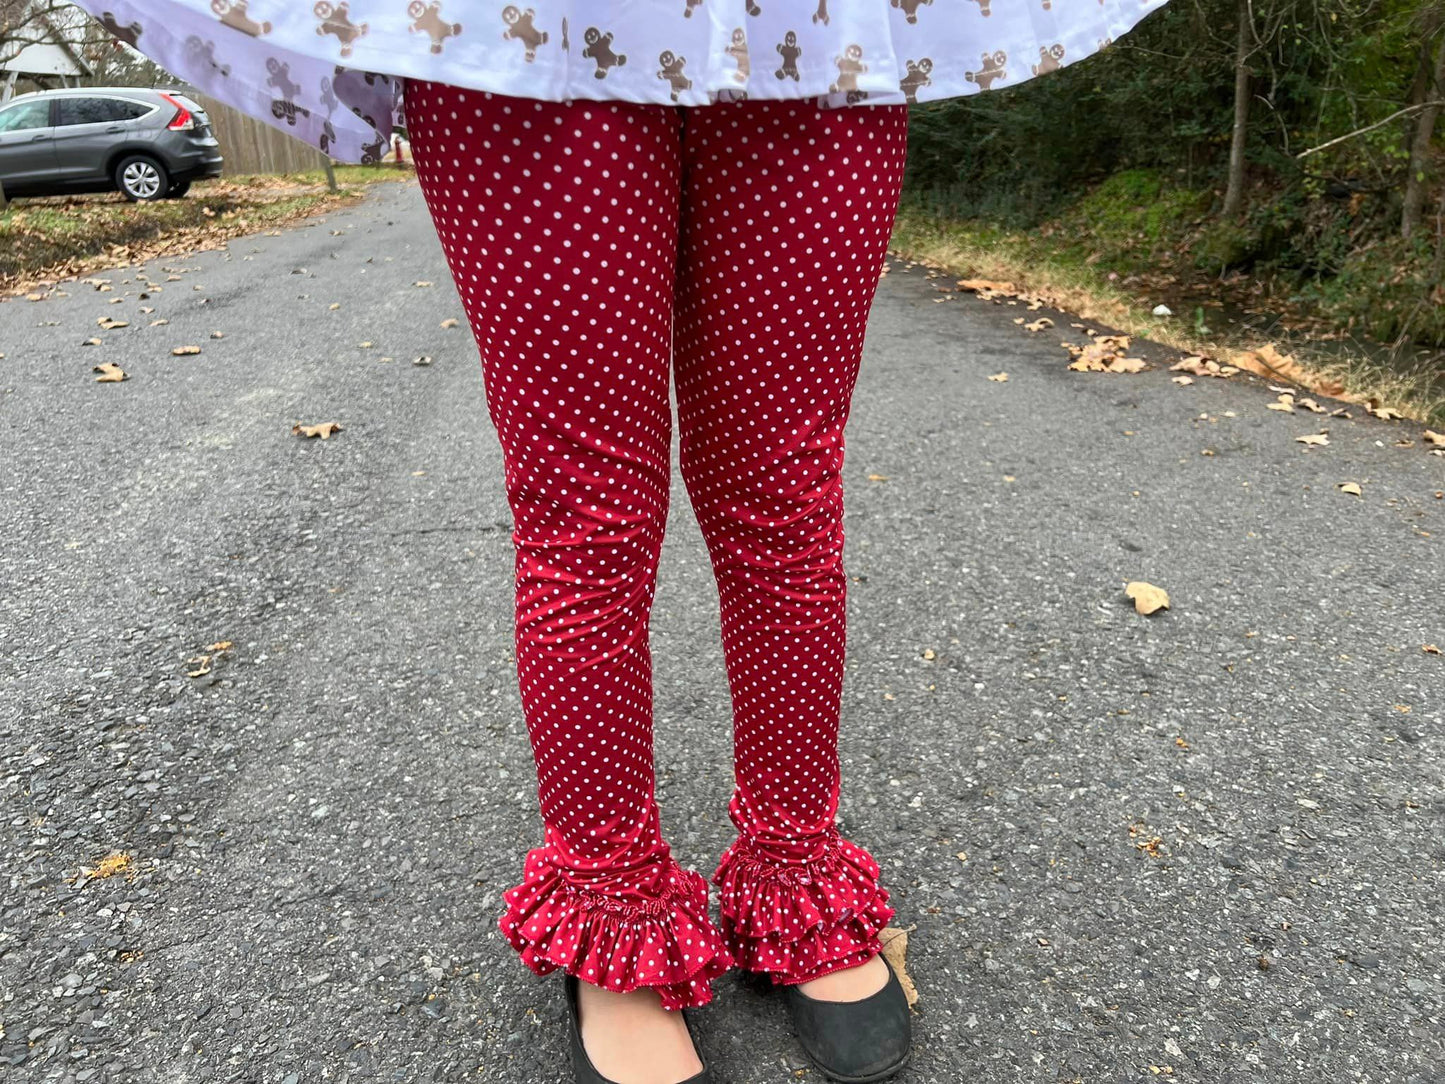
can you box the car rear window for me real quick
[57,97,152,126]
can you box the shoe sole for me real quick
[814,1046,912,1083]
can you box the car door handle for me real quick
[31,133,48,141]
[105,126,124,133]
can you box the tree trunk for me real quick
[1402,28,1445,241]
[1221,0,1253,219]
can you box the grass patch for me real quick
[890,189,1445,427]
[0,165,407,289]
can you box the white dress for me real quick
[70,0,1168,164]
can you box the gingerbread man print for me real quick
[582,27,627,78]
[830,42,866,93]
[726,27,749,82]
[775,30,801,80]
[501,5,547,61]
[314,2,368,57]
[408,1,461,53]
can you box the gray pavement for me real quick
[2,179,1442,1084]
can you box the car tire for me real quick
[165,179,192,198]
[114,155,169,201]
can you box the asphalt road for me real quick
[2,179,1442,1084]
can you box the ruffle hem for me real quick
[711,825,895,985]
[498,847,735,1011]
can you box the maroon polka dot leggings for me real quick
[403,79,909,1011]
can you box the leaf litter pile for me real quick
[946,272,1445,459]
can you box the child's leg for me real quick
[404,80,732,1011]
[674,98,911,985]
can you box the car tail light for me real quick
[158,92,194,130]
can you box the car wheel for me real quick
[165,179,192,198]
[115,155,169,201]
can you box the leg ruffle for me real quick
[711,826,896,985]
[498,847,735,1011]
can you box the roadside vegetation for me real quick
[0,165,410,292]
[896,0,1445,425]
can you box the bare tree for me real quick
[1402,13,1445,240]
[1221,0,1256,218]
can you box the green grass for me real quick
[890,184,1445,427]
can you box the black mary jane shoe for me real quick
[563,972,714,1084]
[780,954,913,1083]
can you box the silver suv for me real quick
[0,87,223,201]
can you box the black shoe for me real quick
[780,954,913,1083]
[563,972,714,1084]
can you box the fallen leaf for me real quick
[1267,394,1296,413]
[1366,400,1405,421]
[210,331,225,339]
[1423,430,1445,448]
[1296,398,1327,415]
[1170,355,1238,379]
[1171,375,1194,386]
[92,362,127,383]
[1423,644,1441,655]
[292,421,343,440]
[96,317,129,330]
[171,345,202,356]
[440,318,460,328]
[412,355,433,366]
[358,340,374,348]
[413,280,434,288]
[1125,581,1170,615]
[1295,433,1329,447]
[988,372,1009,382]
[1337,482,1362,496]
[149,318,169,326]
[329,302,341,311]
[1023,318,1054,332]
[867,473,889,481]
[877,926,919,1010]
[82,337,103,346]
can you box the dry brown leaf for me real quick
[1171,375,1194,386]
[1109,357,1147,374]
[1296,398,1327,414]
[1337,482,1362,496]
[210,331,225,339]
[83,337,103,346]
[97,317,129,330]
[867,473,889,481]
[1423,430,1445,448]
[988,372,1009,382]
[440,318,460,328]
[1024,318,1054,332]
[93,362,127,383]
[1170,355,1238,379]
[412,355,433,366]
[328,302,341,310]
[413,280,434,288]
[1125,581,1170,615]
[1267,395,1295,413]
[877,926,919,1010]
[171,345,201,356]
[1424,644,1441,655]
[1366,400,1406,421]
[149,318,168,326]
[292,421,343,440]
[1296,433,1330,447]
